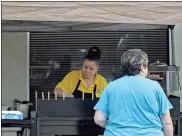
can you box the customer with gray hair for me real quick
[94,49,173,136]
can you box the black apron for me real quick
[70,80,97,136]
[73,80,97,98]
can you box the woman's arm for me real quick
[94,85,109,128]
[94,110,107,128]
[161,111,173,136]
[54,71,76,97]
[54,88,74,97]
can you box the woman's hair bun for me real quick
[87,46,101,60]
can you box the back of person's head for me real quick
[84,46,101,66]
[120,49,148,76]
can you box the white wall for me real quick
[2,32,28,107]
[173,25,182,91]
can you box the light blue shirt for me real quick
[94,75,173,136]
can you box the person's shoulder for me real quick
[97,73,107,81]
[110,76,126,84]
[109,75,158,86]
[104,77,122,89]
[139,76,162,91]
[67,70,80,77]
[142,76,159,86]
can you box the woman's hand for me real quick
[54,88,74,98]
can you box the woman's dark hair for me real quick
[120,49,148,76]
[84,46,101,65]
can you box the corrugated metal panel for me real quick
[29,30,169,106]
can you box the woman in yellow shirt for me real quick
[55,46,107,98]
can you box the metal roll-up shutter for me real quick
[29,29,169,106]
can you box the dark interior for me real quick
[29,28,169,105]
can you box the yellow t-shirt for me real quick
[55,70,107,97]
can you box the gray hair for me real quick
[120,49,148,75]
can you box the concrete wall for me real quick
[2,32,29,107]
[174,25,182,92]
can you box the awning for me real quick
[2,1,182,25]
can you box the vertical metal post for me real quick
[30,111,37,136]
[27,32,30,101]
[178,117,180,136]
[168,27,173,65]
[167,26,175,95]
[166,27,173,95]
[166,71,170,96]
